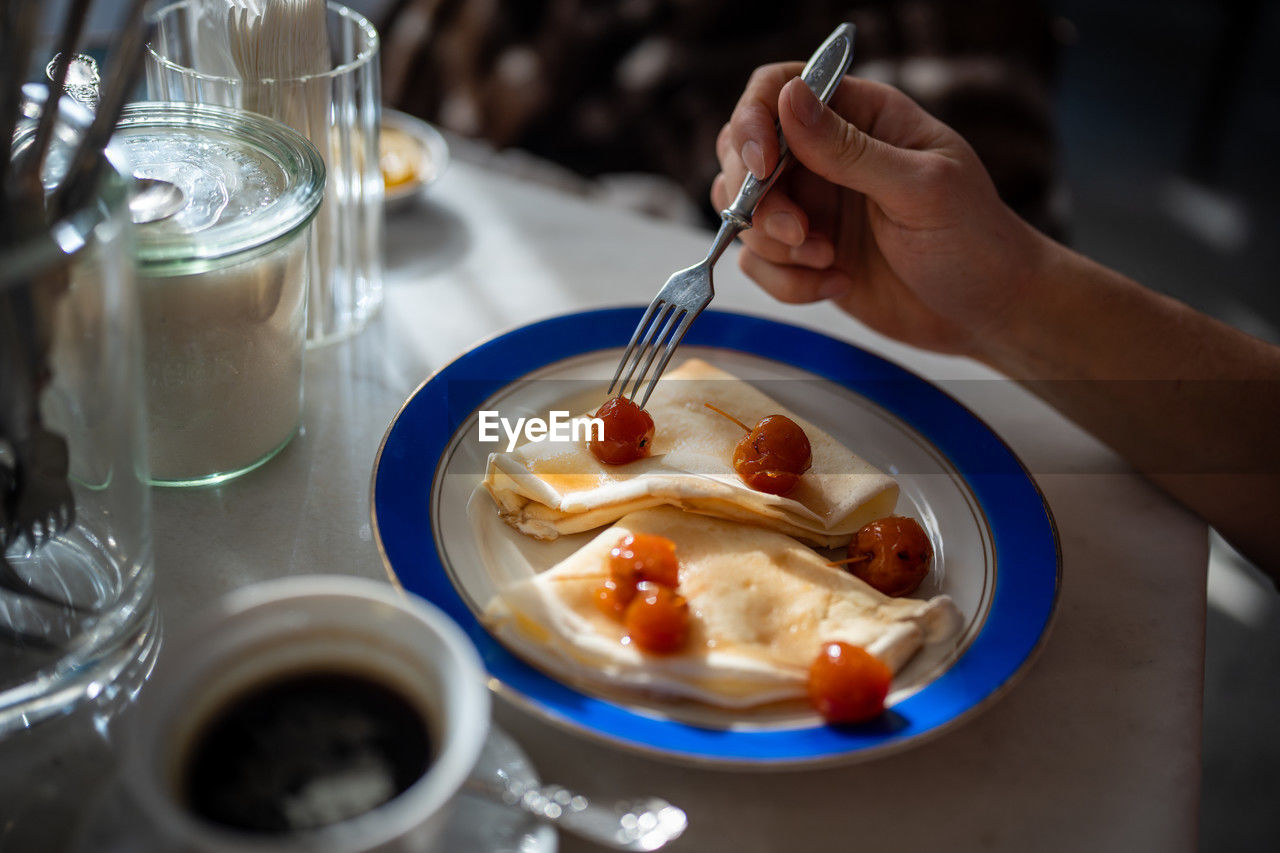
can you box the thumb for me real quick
[779,77,921,203]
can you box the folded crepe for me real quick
[486,507,961,709]
[483,358,898,548]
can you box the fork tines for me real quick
[608,217,736,408]
[607,297,699,409]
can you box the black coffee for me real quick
[182,670,433,833]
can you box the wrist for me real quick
[964,215,1066,377]
[968,229,1197,382]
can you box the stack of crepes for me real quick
[484,358,899,549]
[481,359,961,710]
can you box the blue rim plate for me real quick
[372,308,1060,768]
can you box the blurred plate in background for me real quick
[381,108,449,210]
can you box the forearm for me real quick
[977,233,1280,579]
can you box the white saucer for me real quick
[74,726,556,852]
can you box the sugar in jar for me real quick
[115,104,324,485]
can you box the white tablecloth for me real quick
[0,161,1207,852]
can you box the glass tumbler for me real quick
[1,88,158,735]
[146,0,383,346]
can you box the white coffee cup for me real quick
[119,575,490,852]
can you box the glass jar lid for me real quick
[114,102,324,274]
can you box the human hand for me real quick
[711,63,1049,359]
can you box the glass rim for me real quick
[145,0,379,86]
[1,84,128,286]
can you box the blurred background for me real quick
[44,0,1280,849]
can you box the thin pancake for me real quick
[483,358,899,548]
[485,507,961,709]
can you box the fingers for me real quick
[710,173,835,269]
[720,64,955,216]
[723,62,804,179]
[714,120,814,253]
[823,75,950,152]
[779,76,930,203]
[710,171,808,244]
[738,248,852,305]
[745,223,837,269]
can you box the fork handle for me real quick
[720,22,856,231]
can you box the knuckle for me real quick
[740,100,773,129]
[915,154,960,193]
[833,122,870,169]
[745,67,768,89]
[758,61,797,83]
[746,65,780,90]
[729,102,767,146]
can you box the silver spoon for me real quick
[45,52,101,113]
[128,176,185,224]
[43,54,186,226]
[465,773,687,851]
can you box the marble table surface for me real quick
[0,159,1207,852]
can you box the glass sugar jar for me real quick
[114,103,324,486]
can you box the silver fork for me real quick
[607,22,856,408]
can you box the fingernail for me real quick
[789,79,823,128]
[763,212,805,247]
[741,140,766,179]
[818,275,849,300]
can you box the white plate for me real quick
[373,309,1059,767]
[447,348,992,726]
